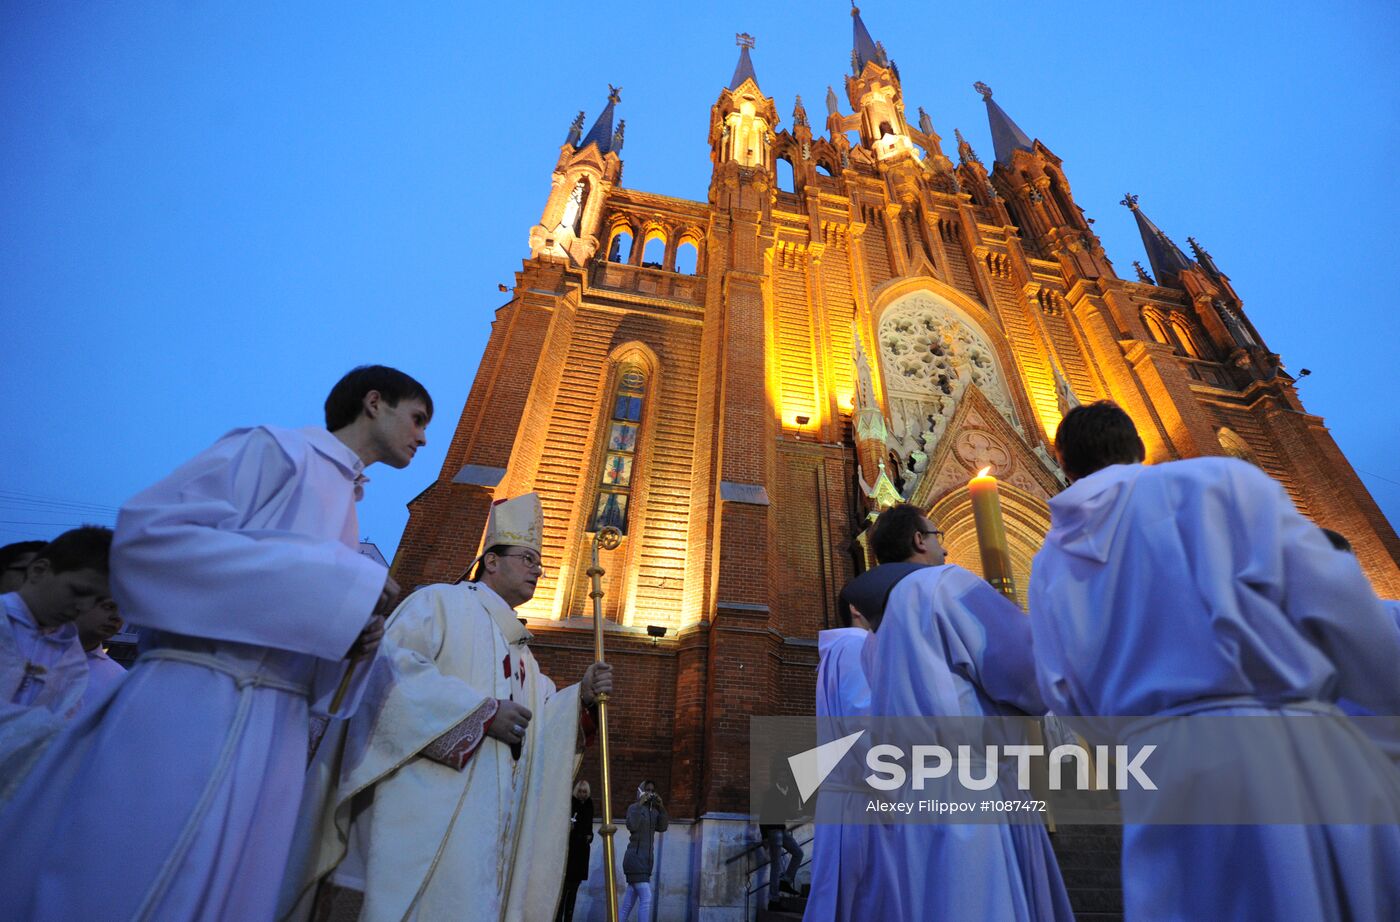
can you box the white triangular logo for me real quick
[788,731,865,803]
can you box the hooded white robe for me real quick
[0,425,386,922]
[1030,457,1400,922]
[802,627,871,922]
[859,565,1074,922]
[281,580,585,922]
[0,592,88,802]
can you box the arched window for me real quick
[590,366,647,535]
[775,157,795,192]
[1144,313,1171,345]
[815,161,834,177]
[878,121,894,138]
[1049,175,1077,228]
[608,228,633,263]
[674,238,699,275]
[641,232,666,268]
[1172,318,1204,358]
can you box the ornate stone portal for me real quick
[876,290,1019,494]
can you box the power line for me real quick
[0,491,119,513]
[1355,469,1400,489]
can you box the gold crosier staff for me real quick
[588,525,624,922]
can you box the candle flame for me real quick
[977,466,992,477]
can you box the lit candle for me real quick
[969,466,1018,602]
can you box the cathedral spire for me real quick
[1187,236,1223,278]
[729,32,759,90]
[974,82,1034,166]
[564,111,585,147]
[851,3,887,73]
[578,86,622,154]
[1121,193,1194,285]
[954,128,981,166]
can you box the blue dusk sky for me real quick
[3,1,1397,561]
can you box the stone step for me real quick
[756,893,808,921]
[1051,824,1125,917]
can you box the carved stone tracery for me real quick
[876,292,1018,493]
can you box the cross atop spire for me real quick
[729,33,759,90]
[974,82,1034,166]
[578,86,622,154]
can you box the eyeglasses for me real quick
[918,528,945,541]
[498,551,544,571]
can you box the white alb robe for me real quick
[0,592,88,803]
[0,591,87,711]
[802,627,871,922]
[859,565,1074,922]
[74,645,128,717]
[1030,458,1400,922]
[0,425,386,922]
[282,580,585,922]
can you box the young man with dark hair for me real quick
[850,526,1072,919]
[0,541,47,594]
[0,366,430,922]
[870,502,946,566]
[1030,402,1400,921]
[323,364,434,433]
[71,595,126,716]
[0,526,113,803]
[1050,399,1145,481]
[1,526,112,712]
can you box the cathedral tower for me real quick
[391,8,1400,914]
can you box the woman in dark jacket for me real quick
[556,780,594,922]
[619,780,668,921]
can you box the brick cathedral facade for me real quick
[391,6,1400,843]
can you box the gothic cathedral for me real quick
[391,4,1399,859]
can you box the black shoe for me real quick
[768,899,783,911]
[780,879,799,894]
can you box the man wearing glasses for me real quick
[285,492,613,922]
[855,503,1073,920]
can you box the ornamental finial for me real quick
[736,32,755,49]
[607,84,622,103]
[973,81,993,100]
[1120,192,1140,210]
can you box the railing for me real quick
[731,825,815,920]
[590,260,705,304]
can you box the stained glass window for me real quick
[590,366,646,534]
